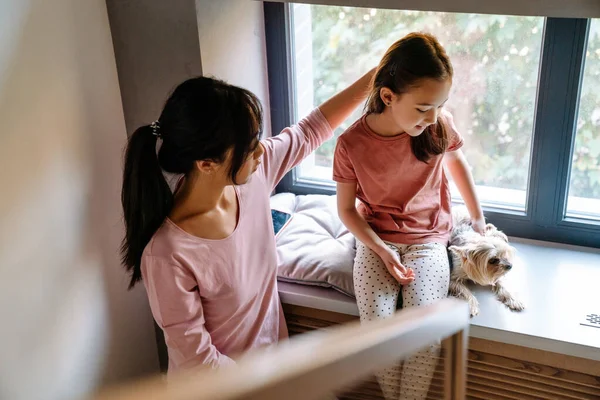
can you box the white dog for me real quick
[448,207,524,317]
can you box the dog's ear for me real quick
[449,245,469,262]
[485,223,509,243]
[485,223,498,233]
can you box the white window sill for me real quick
[278,238,600,362]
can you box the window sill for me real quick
[278,238,600,361]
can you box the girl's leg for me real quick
[398,243,450,400]
[353,241,402,400]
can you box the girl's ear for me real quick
[379,87,396,106]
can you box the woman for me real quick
[121,70,374,373]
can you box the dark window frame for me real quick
[264,2,599,248]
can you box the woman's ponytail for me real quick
[121,125,173,289]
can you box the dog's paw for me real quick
[496,289,525,312]
[468,299,480,317]
[504,297,525,312]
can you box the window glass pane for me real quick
[567,19,600,221]
[290,4,544,210]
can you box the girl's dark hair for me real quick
[366,32,453,162]
[121,76,262,288]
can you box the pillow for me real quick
[270,193,356,298]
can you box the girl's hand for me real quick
[377,246,415,285]
[471,216,486,235]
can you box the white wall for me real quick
[0,1,159,399]
[196,0,272,137]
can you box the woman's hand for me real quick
[377,246,415,285]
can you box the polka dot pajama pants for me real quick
[353,241,450,400]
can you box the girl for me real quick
[334,33,484,399]
[121,71,374,373]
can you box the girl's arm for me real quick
[337,182,414,284]
[444,149,485,234]
[260,69,375,190]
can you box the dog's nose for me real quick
[505,264,512,270]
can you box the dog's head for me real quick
[449,223,515,286]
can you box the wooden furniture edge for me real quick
[282,303,600,376]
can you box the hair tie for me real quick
[150,120,161,138]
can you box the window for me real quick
[567,19,600,221]
[291,4,544,211]
[264,2,599,248]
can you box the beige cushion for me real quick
[270,193,356,297]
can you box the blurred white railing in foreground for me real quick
[93,298,469,400]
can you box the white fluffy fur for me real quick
[448,206,524,317]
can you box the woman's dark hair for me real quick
[366,32,453,162]
[121,76,262,288]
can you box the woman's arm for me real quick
[337,182,414,284]
[444,149,485,234]
[318,68,375,130]
[260,69,375,190]
[143,259,235,370]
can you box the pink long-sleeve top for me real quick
[140,109,332,374]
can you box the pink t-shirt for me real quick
[333,110,463,245]
[141,109,332,373]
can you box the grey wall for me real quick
[105,0,205,371]
[106,0,272,137]
[105,0,203,133]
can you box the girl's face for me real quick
[381,78,452,137]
